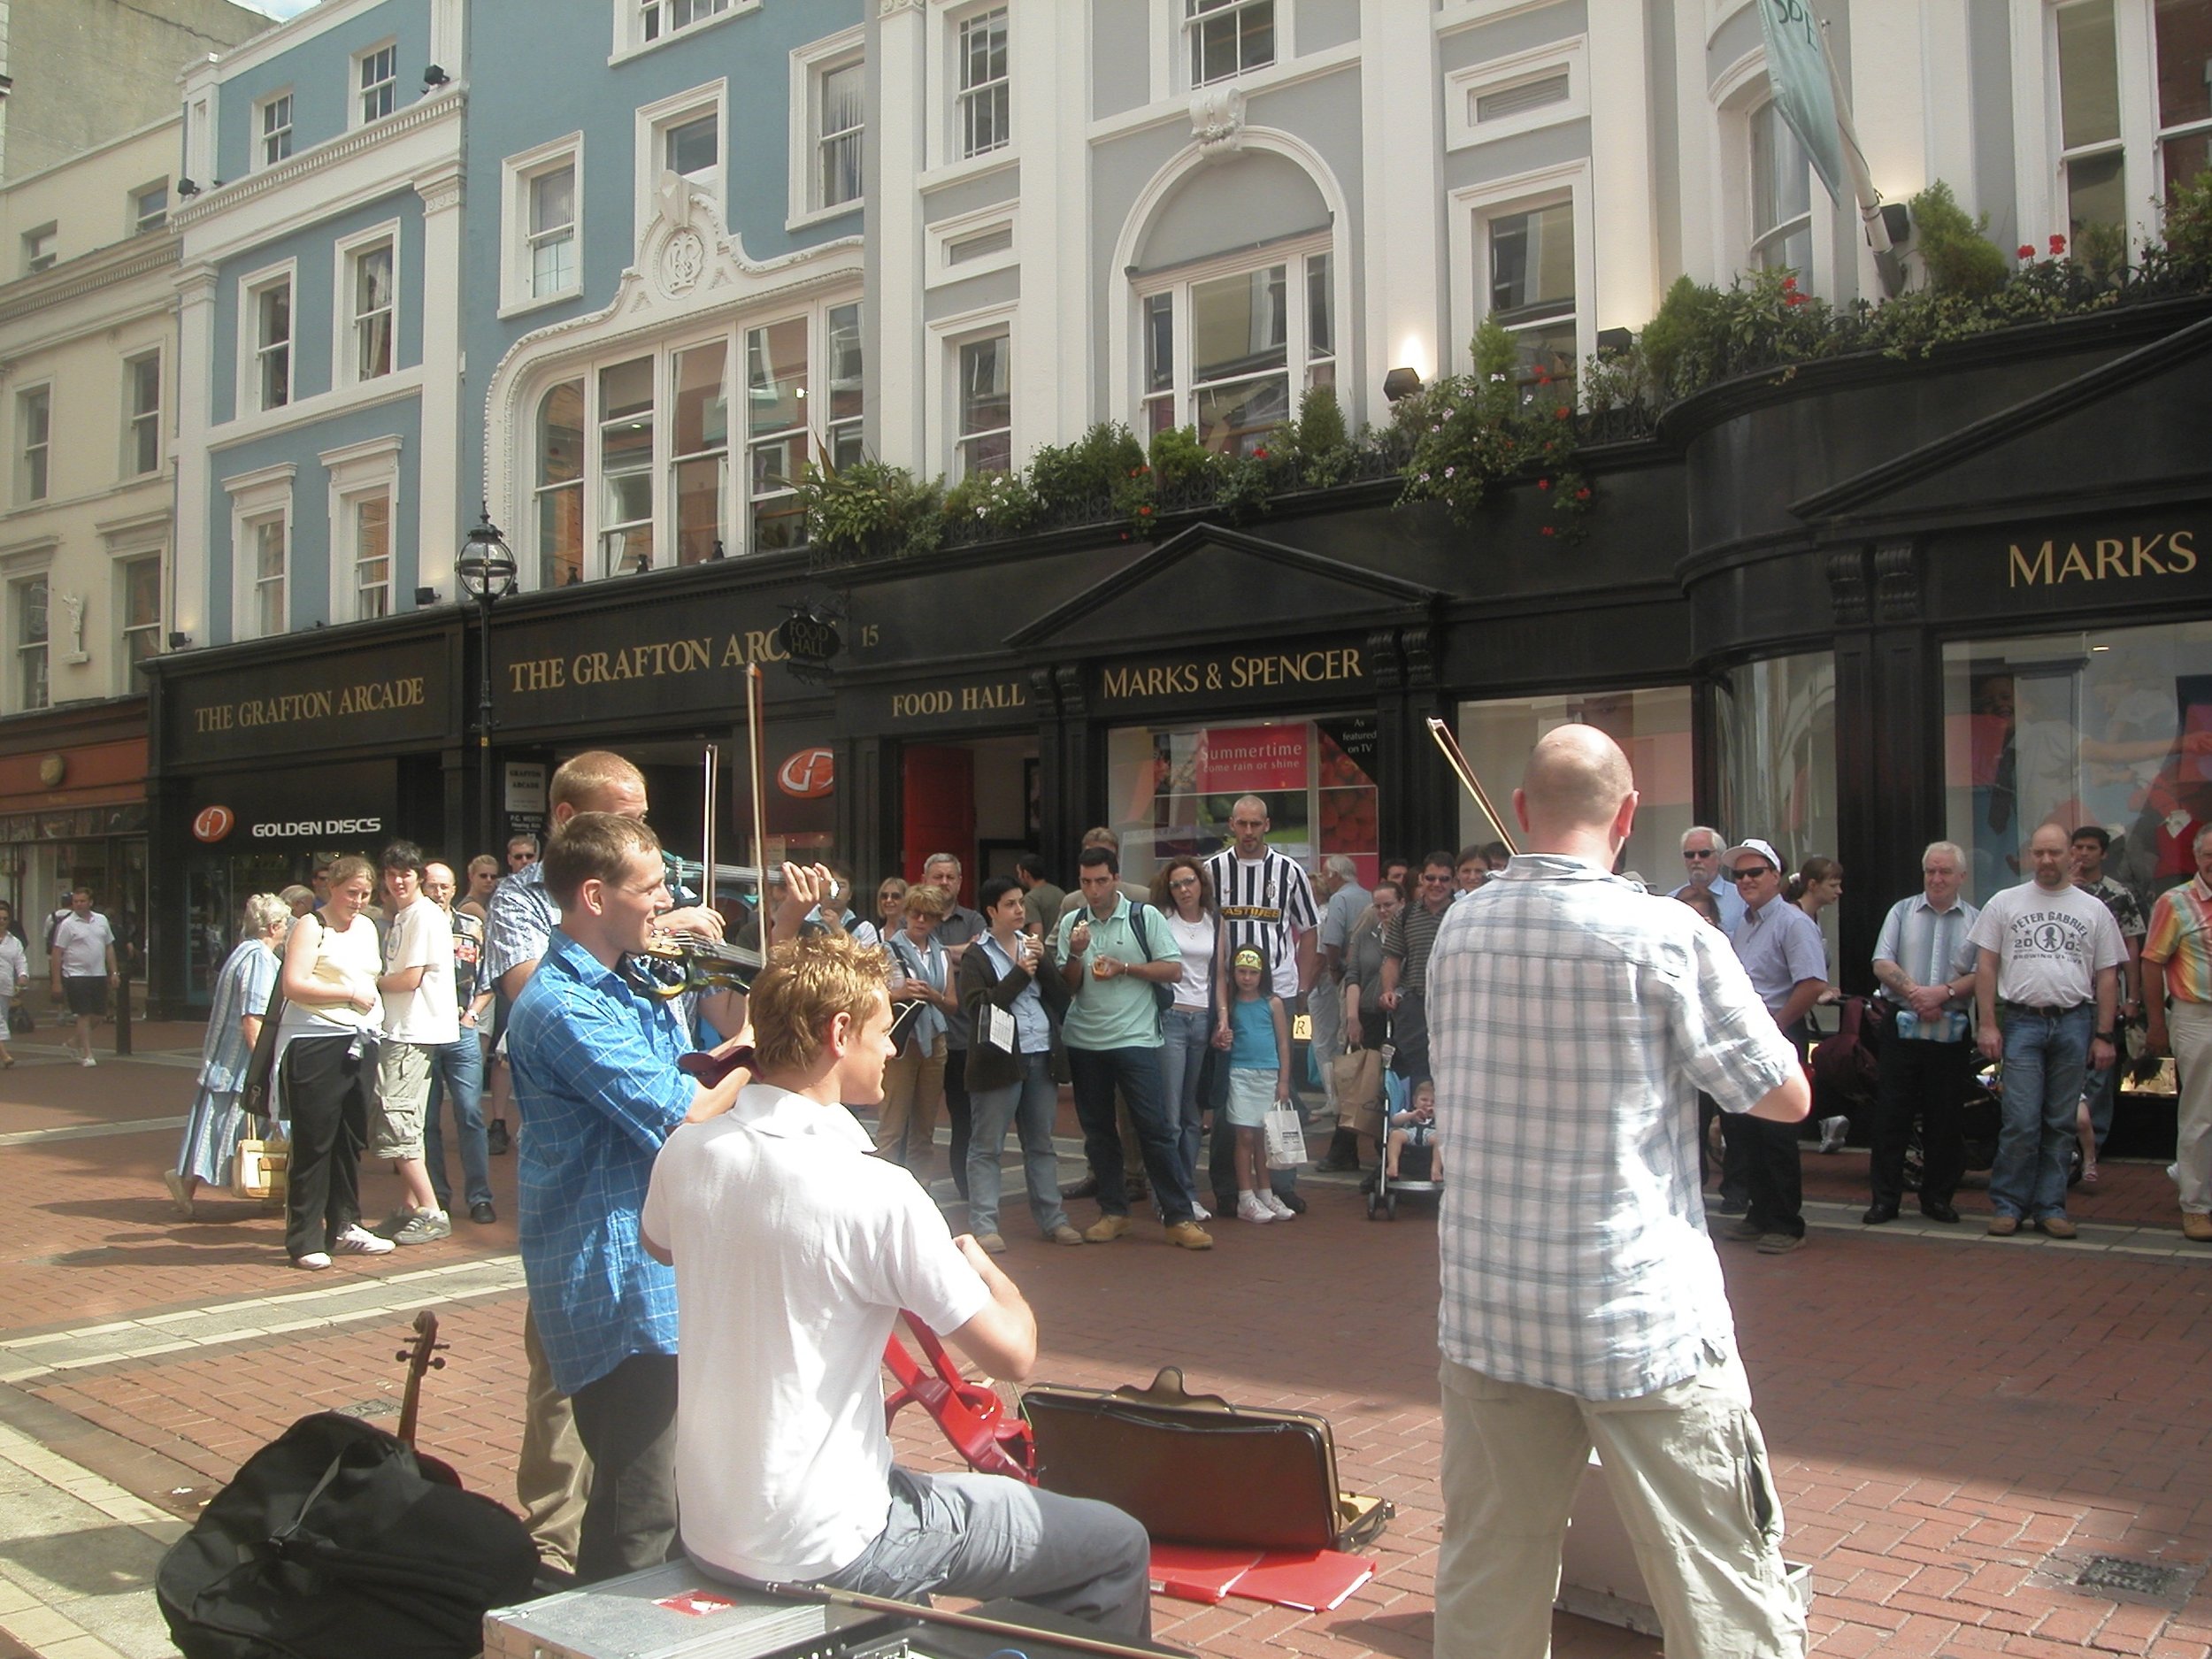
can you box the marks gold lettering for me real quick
[2008,530,2197,588]
[1098,647,1364,703]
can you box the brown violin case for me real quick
[1019,1367,1391,1554]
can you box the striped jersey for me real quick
[1202,847,1317,1000]
[2146,878,2212,1005]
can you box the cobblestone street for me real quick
[2,1029,2210,1657]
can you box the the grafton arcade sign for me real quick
[2006,529,2198,587]
[504,631,790,693]
[191,674,426,733]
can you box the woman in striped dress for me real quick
[165,893,288,1219]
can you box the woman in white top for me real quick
[0,902,27,1068]
[275,856,393,1271]
[1150,856,1226,1223]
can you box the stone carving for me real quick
[1191,84,1246,157]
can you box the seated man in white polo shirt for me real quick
[641,929,1151,1633]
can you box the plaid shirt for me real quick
[483,860,557,987]
[511,930,696,1395]
[1428,855,1801,1401]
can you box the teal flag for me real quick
[1755,0,1851,204]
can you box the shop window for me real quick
[1107,714,1378,889]
[17,387,50,504]
[1140,246,1333,455]
[22,224,54,277]
[131,181,168,234]
[957,8,1010,159]
[346,236,396,383]
[535,380,585,586]
[119,556,161,687]
[1484,199,1578,403]
[257,92,294,169]
[124,353,161,478]
[1944,618,2212,903]
[1717,651,1838,885]
[1187,0,1273,87]
[356,42,397,125]
[955,331,1010,479]
[14,578,47,713]
[1457,688,1693,881]
[1748,97,1812,277]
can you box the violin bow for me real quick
[745,663,772,949]
[1425,717,1519,856]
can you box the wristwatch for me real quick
[2095,1029,2115,1042]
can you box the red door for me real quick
[902,745,976,904]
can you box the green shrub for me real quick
[2161,166,2212,275]
[1026,423,1143,514]
[1638,275,1726,399]
[1910,181,2008,299]
[798,457,943,560]
[941,467,1039,535]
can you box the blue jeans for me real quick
[1988,1004,2093,1220]
[1158,1005,1212,1198]
[422,1032,490,1210]
[965,1052,1068,1240]
[1065,1044,1195,1224]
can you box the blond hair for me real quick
[750,931,888,1075]
[551,750,646,813]
[902,883,950,921]
[325,856,374,890]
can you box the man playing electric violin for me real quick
[642,927,1153,1632]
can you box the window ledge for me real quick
[917,150,1018,196]
[787,198,864,234]
[211,368,426,449]
[607,3,757,69]
[498,287,582,322]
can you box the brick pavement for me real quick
[5,1041,2212,1655]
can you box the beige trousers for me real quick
[1435,1349,1803,1659]
[518,1303,592,1576]
[876,1032,948,1166]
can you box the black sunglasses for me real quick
[1731,866,1775,882]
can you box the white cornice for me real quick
[173,86,466,232]
[0,237,180,328]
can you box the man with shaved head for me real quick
[1427,724,1810,1658]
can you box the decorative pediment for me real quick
[1007,522,1440,653]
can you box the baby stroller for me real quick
[1366,1070,1440,1221]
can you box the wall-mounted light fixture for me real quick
[422,64,450,88]
[166,631,192,649]
[413,586,439,606]
[1382,367,1424,403]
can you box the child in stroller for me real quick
[1369,1076,1441,1220]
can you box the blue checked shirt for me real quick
[1871,893,1980,1042]
[511,930,697,1395]
[483,861,558,988]
[1428,855,1802,1401]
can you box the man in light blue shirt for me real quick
[1723,836,1828,1256]
[1050,847,1210,1249]
[1865,840,1981,1225]
[1673,825,1747,931]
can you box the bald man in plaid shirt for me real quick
[1426,725,1811,1659]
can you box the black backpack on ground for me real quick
[157,1410,539,1659]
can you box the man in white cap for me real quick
[1722,837,1827,1255]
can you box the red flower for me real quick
[1252,446,1269,459]
[2018,243,2036,259]
[1137,504,1153,516]
[1534,368,1550,384]
[1540,526,1555,537]
[1555,407,1571,420]
[2049,233,2068,256]
[1575,487,1591,501]
[1781,274,1799,292]
[1537,478,1551,491]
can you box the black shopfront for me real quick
[145,295,2212,1142]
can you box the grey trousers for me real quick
[818,1467,1151,1637]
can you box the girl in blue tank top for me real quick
[1222,946,1294,1225]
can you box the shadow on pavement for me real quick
[0,1521,163,1598]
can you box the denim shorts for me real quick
[1225,1068,1275,1127]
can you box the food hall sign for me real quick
[1095,643,1367,705]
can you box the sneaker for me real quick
[79,1053,96,1068]
[1046,1224,1085,1246]
[2185,1212,2212,1243]
[973,1232,1008,1255]
[487,1120,511,1156]
[1755,1232,1807,1255]
[162,1170,194,1221]
[1987,1215,2020,1236]
[1816,1115,1850,1153]
[333,1225,396,1256]
[372,1210,416,1239]
[1274,1189,1308,1215]
[2036,1214,2078,1240]
[392,1210,453,1246]
[1260,1191,1295,1220]
[1082,1214,1132,1243]
[470,1200,497,1225]
[293,1252,332,1271]
[1237,1192,1275,1224]
[1164,1220,1214,1250]
[1708,1194,1748,1217]
[1725,1217,1763,1241]
[1190,1199,1212,1222]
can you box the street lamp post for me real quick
[455,505,517,861]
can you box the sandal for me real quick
[2082,1163,2099,1187]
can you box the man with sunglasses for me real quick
[1379,851,1458,1080]
[1721,837,1827,1255]
[1672,826,1746,931]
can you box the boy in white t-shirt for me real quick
[1969,823,2126,1238]
[373,841,458,1246]
[641,929,1151,1634]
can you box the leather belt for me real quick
[1997,1000,2085,1019]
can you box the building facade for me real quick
[145,0,2212,1109]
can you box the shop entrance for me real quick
[899,734,1039,904]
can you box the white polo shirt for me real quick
[641,1083,987,1583]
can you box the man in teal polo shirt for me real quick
[1051,846,1213,1250]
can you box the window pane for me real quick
[1751,102,1812,239]
[2156,0,2212,130]
[747,318,809,436]
[2058,0,2122,150]
[2167,128,2212,203]
[601,357,652,420]
[530,167,574,234]
[126,559,161,627]
[356,496,390,618]
[1191,265,1286,386]
[826,303,864,430]
[674,455,726,565]
[666,115,718,179]
[1144,293,1175,394]
[821,62,864,209]
[959,334,1010,460]
[538,381,585,485]
[533,233,575,297]
[672,342,729,457]
[1490,204,1575,320]
[1307,252,1333,360]
[259,284,290,349]
[2068,148,2128,237]
[20,580,45,647]
[1460,688,1692,881]
[539,485,583,587]
[133,356,161,418]
[1717,652,1838,886]
[356,245,394,379]
[1194,373,1288,457]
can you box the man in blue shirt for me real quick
[1723,837,1828,1256]
[510,813,753,1582]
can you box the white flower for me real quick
[1444,466,1455,479]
